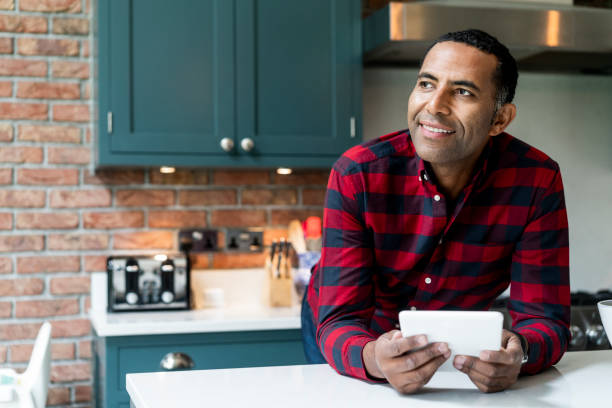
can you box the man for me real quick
[302,29,570,394]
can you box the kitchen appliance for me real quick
[107,254,190,312]
[491,290,612,351]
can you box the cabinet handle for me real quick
[240,138,255,152]
[220,137,234,152]
[160,352,195,371]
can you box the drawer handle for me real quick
[160,352,195,371]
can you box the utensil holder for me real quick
[269,274,294,307]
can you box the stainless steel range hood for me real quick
[363,0,612,74]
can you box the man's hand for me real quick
[363,330,450,394]
[453,329,523,393]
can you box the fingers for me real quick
[479,332,523,365]
[461,367,509,393]
[393,353,450,394]
[454,354,521,393]
[377,333,430,359]
[385,342,450,373]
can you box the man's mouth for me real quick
[419,121,455,135]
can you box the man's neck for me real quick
[429,156,479,202]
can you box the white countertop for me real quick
[90,306,301,336]
[127,350,612,408]
[90,269,301,336]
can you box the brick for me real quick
[0,38,12,53]
[17,81,80,99]
[274,170,330,186]
[50,276,90,295]
[51,319,90,338]
[0,58,47,76]
[148,210,207,228]
[83,211,144,229]
[51,60,89,79]
[0,301,10,317]
[20,0,81,12]
[0,212,10,229]
[48,146,90,164]
[46,387,70,406]
[83,169,144,185]
[17,37,78,56]
[16,212,79,229]
[190,254,209,269]
[18,168,79,185]
[178,190,237,206]
[150,169,209,185]
[51,362,90,383]
[0,277,44,296]
[83,255,105,272]
[213,170,270,185]
[113,231,174,250]
[52,17,88,35]
[0,102,47,120]
[0,190,45,207]
[0,257,10,274]
[0,235,43,252]
[116,190,174,207]
[0,15,47,33]
[0,123,12,141]
[48,233,109,250]
[0,146,43,163]
[78,340,91,358]
[75,385,92,402]
[53,103,89,122]
[50,189,111,208]
[211,210,266,227]
[81,38,89,57]
[11,342,74,362]
[16,299,79,318]
[302,188,327,206]
[17,255,80,274]
[0,0,13,10]
[242,189,297,205]
[82,81,90,98]
[18,124,80,143]
[270,209,323,226]
[0,322,41,340]
[0,81,11,96]
[212,252,267,269]
[0,168,11,184]
[0,345,6,363]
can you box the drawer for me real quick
[113,330,305,392]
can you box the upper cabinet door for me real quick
[235,0,361,160]
[98,0,235,164]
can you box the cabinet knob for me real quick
[240,138,255,152]
[160,352,195,371]
[220,137,234,152]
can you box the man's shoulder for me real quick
[494,132,560,172]
[333,129,414,176]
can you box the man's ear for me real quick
[488,103,516,136]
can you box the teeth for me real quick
[422,124,453,134]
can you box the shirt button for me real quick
[438,237,443,245]
[434,194,441,201]
[418,176,422,182]
[423,173,429,181]
[425,277,432,284]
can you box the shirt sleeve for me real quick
[508,165,571,374]
[312,163,379,381]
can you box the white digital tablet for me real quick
[398,310,503,371]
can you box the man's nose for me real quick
[425,90,450,116]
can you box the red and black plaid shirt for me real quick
[306,129,570,381]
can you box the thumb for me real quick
[392,331,403,340]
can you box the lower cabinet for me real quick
[94,329,306,408]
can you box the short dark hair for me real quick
[424,29,518,109]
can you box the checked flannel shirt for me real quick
[306,129,570,381]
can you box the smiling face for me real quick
[407,41,507,168]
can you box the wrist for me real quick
[511,330,529,364]
[362,340,385,380]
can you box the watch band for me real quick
[515,331,530,364]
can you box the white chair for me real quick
[0,322,52,408]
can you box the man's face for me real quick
[407,41,500,167]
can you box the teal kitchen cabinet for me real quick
[94,329,306,408]
[96,0,362,168]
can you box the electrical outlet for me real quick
[179,229,218,252]
[225,228,264,252]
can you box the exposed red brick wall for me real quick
[0,1,327,406]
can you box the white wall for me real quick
[363,68,612,292]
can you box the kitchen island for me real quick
[127,350,612,408]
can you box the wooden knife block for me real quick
[268,273,294,307]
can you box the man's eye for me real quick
[457,88,472,96]
[419,81,433,89]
